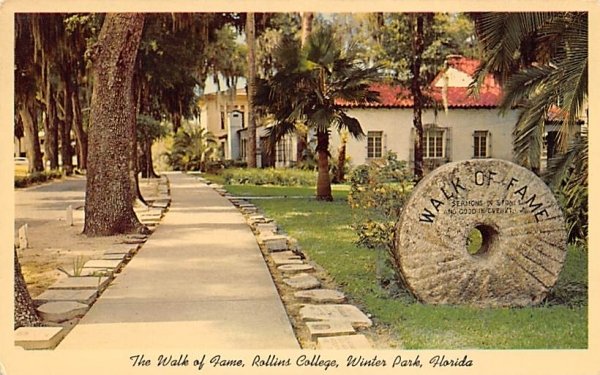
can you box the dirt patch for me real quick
[15,179,161,299]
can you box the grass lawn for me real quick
[222,182,588,349]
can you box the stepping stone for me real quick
[123,238,146,244]
[271,257,304,266]
[18,224,28,250]
[102,253,128,261]
[271,251,301,259]
[140,218,161,225]
[80,268,114,277]
[105,245,136,255]
[260,236,289,252]
[49,276,110,291]
[256,223,278,234]
[37,301,89,323]
[15,326,67,350]
[283,273,320,290]
[34,289,97,306]
[241,207,258,214]
[317,334,372,349]
[247,215,268,224]
[150,200,170,209]
[278,264,314,274]
[299,304,373,328]
[295,289,346,303]
[126,234,149,240]
[82,259,123,270]
[137,212,162,219]
[306,321,356,340]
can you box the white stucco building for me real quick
[330,55,519,172]
[198,56,563,173]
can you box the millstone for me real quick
[395,159,567,307]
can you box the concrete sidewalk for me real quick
[58,172,299,349]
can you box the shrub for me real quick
[348,152,413,291]
[15,170,63,188]
[221,168,316,186]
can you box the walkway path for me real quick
[58,172,299,349]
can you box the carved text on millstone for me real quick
[419,169,552,224]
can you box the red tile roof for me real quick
[338,56,503,109]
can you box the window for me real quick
[424,128,445,158]
[367,131,383,158]
[220,112,225,130]
[473,131,489,158]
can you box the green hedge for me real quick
[15,170,63,188]
[221,168,316,186]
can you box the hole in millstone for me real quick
[466,224,498,256]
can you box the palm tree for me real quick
[472,12,588,241]
[166,124,218,172]
[254,25,381,201]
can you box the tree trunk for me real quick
[335,131,348,183]
[301,12,314,46]
[296,12,314,167]
[316,130,333,201]
[59,67,74,175]
[140,137,159,178]
[83,13,145,237]
[172,112,182,133]
[71,86,88,170]
[60,81,74,175]
[43,65,59,170]
[246,12,257,168]
[19,97,44,173]
[14,249,42,329]
[411,14,425,181]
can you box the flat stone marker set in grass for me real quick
[259,235,289,252]
[306,321,356,340]
[256,223,278,235]
[15,326,67,350]
[295,289,346,304]
[18,224,28,250]
[299,304,373,329]
[317,335,372,349]
[34,288,97,306]
[278,264,314,274]
[37,301,89,323]
[283,273,321,290]
[49,276,110,291]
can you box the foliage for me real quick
[221,168,316,187]
[254,23,382,200]
[545,244,588,307]
[14,170,63,188]
[227,183,587,349]
[334,13,477,83]
[203,25,248,93]
[347,152,413,289]
[164,123,218,172]
[136,114,168,143]
[472,12,588,243]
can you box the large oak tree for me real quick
[83,13,146,236]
